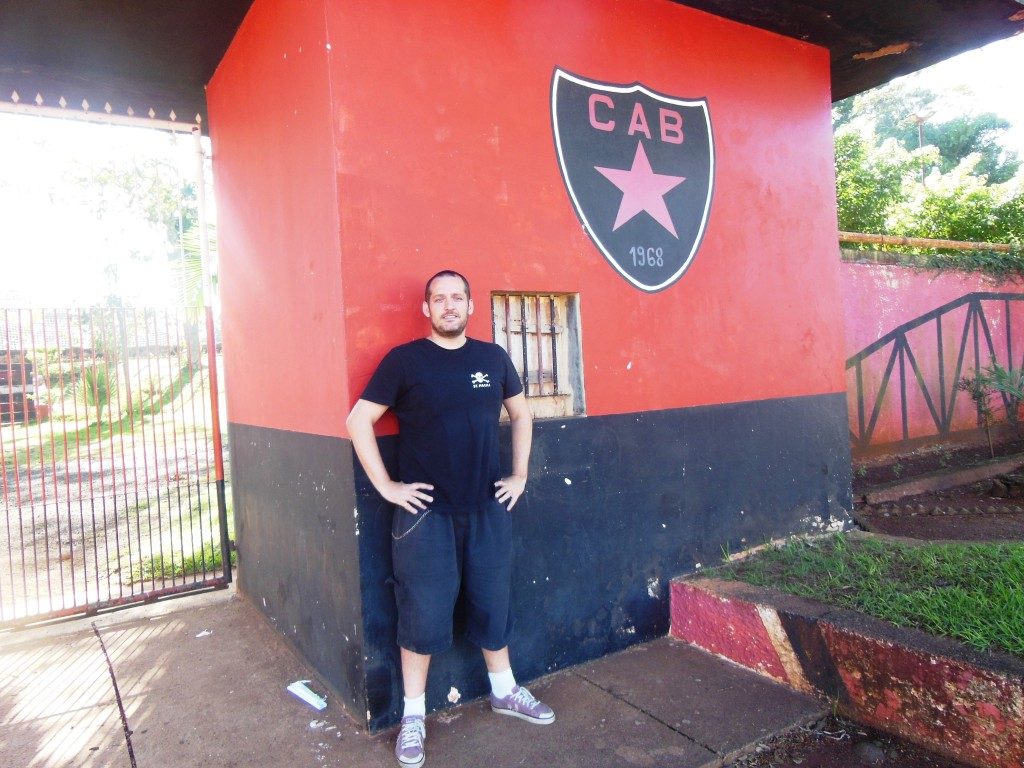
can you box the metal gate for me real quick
[0,306,229,626]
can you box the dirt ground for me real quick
[0,362,224,621]
[729,715,967,768]
[854,438,1024,540]
[857,498,1024,540]
[727,441,1024,768]
[852,436,1024,489]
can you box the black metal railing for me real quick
[847,292,1024,451]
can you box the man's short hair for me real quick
[424,270,471,301]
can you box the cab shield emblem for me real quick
[551,68,715,292]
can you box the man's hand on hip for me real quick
[382,480,434,514]
[494,475,527,510]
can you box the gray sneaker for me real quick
[489,685,555,724]
[394,715,425,767]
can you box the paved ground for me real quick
[0,587,825,768]
[7,454,1007,768]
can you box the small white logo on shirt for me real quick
[471,371,491,388]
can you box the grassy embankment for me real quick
[719,533,1024,657]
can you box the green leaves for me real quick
[835,82,1020,185]
[77,363,118,424]
[834,131,917,233]
[834,81,1024,271]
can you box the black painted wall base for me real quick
[229,424,367,720]
[230,391,851,732]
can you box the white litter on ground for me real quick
[288,680,328,711]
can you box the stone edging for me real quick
[860,452,1024,505]
[669,577,1024,768]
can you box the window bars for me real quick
[492,293,565,397]
[491,292,584,419]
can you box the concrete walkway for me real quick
[0,588,825,768]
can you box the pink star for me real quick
[595,142,685,237]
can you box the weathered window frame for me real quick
[491,292,585,419]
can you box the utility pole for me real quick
[911,110,933,184]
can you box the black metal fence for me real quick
[0,307,229,625]
[847,292,1024,451]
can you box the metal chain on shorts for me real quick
[391,509,432,541]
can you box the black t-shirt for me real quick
[361,337,524,510]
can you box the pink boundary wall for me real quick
[841,259,1024,452]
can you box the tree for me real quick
[834,82,1020,185]
[87,157,198,245]
[835,83,938,145]
[833,75,1024,256]
[834,129,924,233]
[931,113,1020,183]
[73,145,210,308]
[74,141,217,367]
[890,155,1023,243]
[176,221,218,308]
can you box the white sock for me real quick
[403,693,426,718]
[488,667,517,698]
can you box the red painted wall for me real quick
[331,0,843,436]
[841,260,1024,449]
[208,0,350,436]
[211,0,845,439]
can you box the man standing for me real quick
[346,270,554,768]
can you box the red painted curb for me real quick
[669,578,789,683]
[670,578,1024,768]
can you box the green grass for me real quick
[130,539,236,584]
[718,533,1024,657]
[2,362,205,474]
[118,485,235,585]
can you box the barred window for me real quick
[491,293,584,419]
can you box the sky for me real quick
[0,114,206,308]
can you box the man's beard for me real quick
[432,315,468,338]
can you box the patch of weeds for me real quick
[855,465,868,478]
[892,462,904,478]
[130,540,236,584]
[718,534,1024,657]
[915,245,1024,283]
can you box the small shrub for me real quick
[77,363,118,423]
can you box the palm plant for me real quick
[78,363,118,424]
[957,358,1024,456]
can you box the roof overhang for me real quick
[0,0,253,126]
[0,1,1021,126]
[674,0,1024,101]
